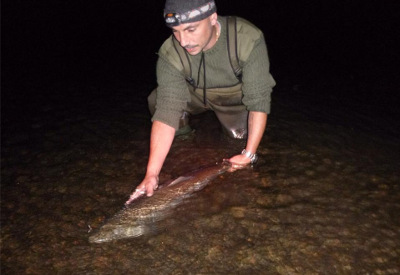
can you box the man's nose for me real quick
[178,33,188,47]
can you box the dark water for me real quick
[1,77,399,274]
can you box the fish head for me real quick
[89,224,148,243]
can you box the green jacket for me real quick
[153,16,276,130]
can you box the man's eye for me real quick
[188,28,196,32]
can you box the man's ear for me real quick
[210,12,218,25]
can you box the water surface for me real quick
[1,81,399,274]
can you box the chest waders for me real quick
[148,16,249,139]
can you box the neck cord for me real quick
[198,22,220,106]
[197,52,207,106]
[202,52,206,106]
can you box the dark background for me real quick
[2,0,400,131]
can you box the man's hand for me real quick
[125,175,159,205]
[226,111,266,170]
[125,121,175,205]
[223,154,251,172]
[137,175,159,197]
[228,154,252,166]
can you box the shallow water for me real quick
[1,81,399,274]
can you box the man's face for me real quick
[171,13,218,55]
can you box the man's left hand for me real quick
[226,154,251,170]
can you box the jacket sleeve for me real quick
[152,54,191,130]
[241,33,276,114]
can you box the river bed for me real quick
[1,80,399,274]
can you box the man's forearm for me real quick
[245,111,267,154]
[146,120,175,178]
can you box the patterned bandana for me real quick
[164,1,217,27]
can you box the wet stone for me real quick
[230,206,247,218]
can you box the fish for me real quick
[89,161,231,243]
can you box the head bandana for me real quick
[164,0,217,27]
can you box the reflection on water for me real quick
[1,85,399,274]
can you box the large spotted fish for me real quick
[89,161,231,243]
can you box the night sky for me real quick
[2,1,400,123]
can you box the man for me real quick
[127,0,275,201]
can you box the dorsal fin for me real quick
[167,176,194,187]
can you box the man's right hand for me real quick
[125,175,159,205]
[125,120,175,205]
[138,175,159,197]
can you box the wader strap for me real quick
[227,16,242,80]
[172,17,242,85]
[172,36,195,86]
